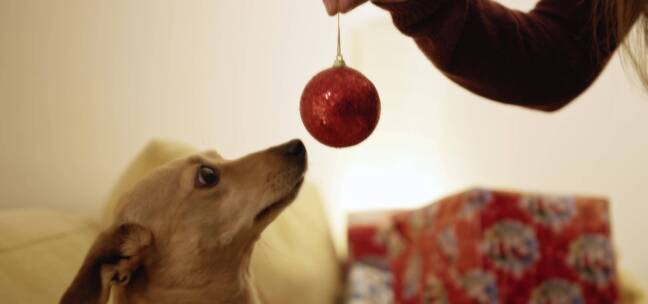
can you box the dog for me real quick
[61,139,307,304]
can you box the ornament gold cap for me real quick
[333,55,346,67]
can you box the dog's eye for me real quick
[196,166,219,188]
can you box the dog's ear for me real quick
[60,223,153,304]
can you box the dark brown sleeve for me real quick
[374,0,619,111]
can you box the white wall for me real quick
[1,0,646,290]
[0,0,335,209]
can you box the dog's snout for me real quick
[280,139,306,159]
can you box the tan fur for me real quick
[61,140,307,304]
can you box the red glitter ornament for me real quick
[300,14,381,148]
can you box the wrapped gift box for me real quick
[347,188,618,303]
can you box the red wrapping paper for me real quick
[347,188,618,304]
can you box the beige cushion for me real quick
[0,209,99,303]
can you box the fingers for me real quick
[323,0,369,16]
[323,0,337,15]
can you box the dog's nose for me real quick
[281,139,306,158]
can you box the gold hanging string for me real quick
[333,12,346,67]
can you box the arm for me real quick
[374,0,619,111]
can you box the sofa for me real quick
[0,139,341,303]
[0,139,644,303]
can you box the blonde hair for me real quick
[594,0,648,89]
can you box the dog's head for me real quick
[61,139,307,304]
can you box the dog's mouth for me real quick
[254,178,304,223]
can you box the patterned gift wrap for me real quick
[347,188,618,304]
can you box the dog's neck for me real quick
[116,241,261,304]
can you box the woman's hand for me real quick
[323,0,407,15]
[323,0,368,15]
